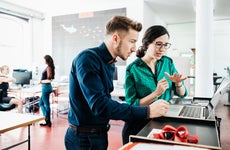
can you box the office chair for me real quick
[0,103,16,111]
[0,89,16,111]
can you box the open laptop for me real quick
[166,77,230,120]
[165,103,211,120]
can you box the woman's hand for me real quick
[164,72,187,85]
[154,77,169,97]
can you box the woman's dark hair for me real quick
[136,25,170,58]
[44,55,55,79]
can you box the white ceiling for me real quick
[3,0,230,25]
[145,0,230,24]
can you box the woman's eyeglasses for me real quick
[155,41,171,49]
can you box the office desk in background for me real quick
[0,112,44,150]
[111,86,126,103]
[111,81,125,97]
[10,84,59,102]
[10,82,123,101]
[111,86,125,97]
[9,85,42,100]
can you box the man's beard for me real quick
[116,41,126,60]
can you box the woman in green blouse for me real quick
[122,25,188,144]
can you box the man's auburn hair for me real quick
[105,15,142,35]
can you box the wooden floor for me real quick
[0,92,229,150]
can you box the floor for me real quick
[214,92,230,150]
[0,111,124,150]
[1,92,230,150]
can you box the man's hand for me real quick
[149,100,169,118]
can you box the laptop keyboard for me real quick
[179,106,201,118]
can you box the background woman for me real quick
[39,55,55,127]
[0,65,24,113]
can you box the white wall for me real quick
[167,20,230,77]
[3,0,230,80]
[3,0,140,80]
[167,23,196,54]
[213,20,230,76]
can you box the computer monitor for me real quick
[12,70,32,87]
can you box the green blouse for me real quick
[125,56,188,106]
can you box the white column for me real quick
[195,0,214,97]
[126,0,144,66]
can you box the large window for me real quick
[0,13,30,71]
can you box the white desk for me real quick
[9,85,42,100]
[111,87,125,97]
[20,85,41,93]
[18,83,124,98]
[0,112,44,150]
